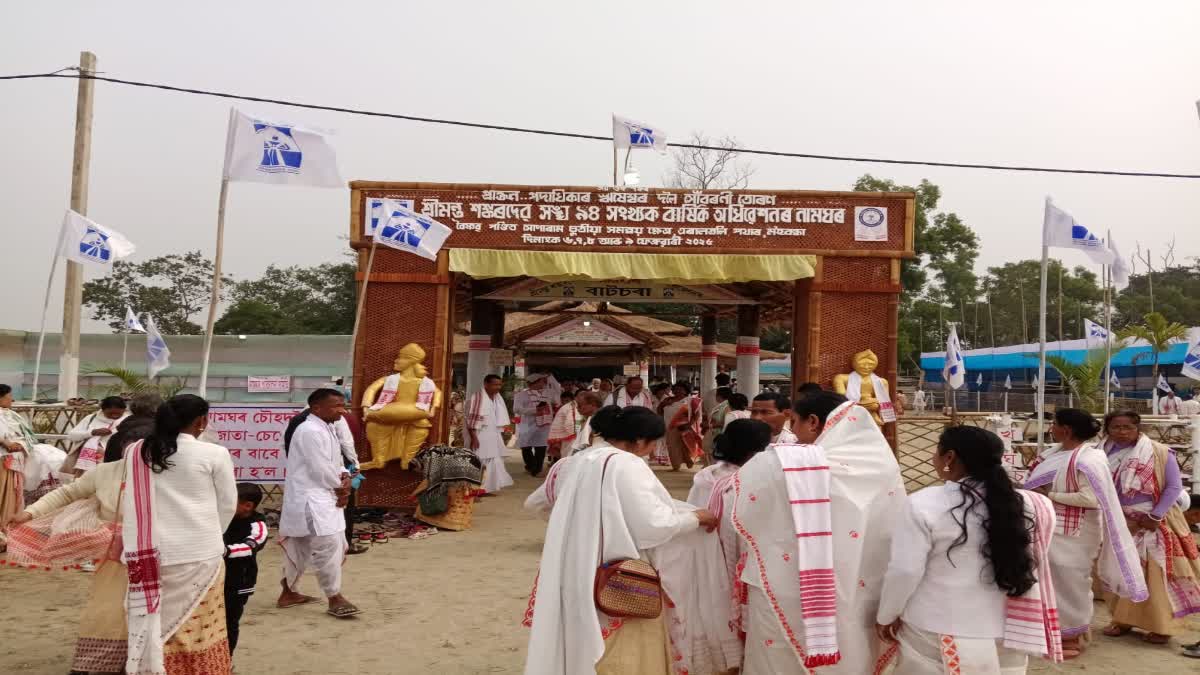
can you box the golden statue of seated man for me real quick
[360,343,442,471]
[832,349,896,427]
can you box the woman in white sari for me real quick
[523,405,721,675]
[876,426,1062,674]
[122,394,237,674]
[0,384,67,545]
[1023,408,1147,658]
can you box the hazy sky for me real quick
[3,1,1198,333]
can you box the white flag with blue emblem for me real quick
[1042,198,1115,266]
[1004,375,1012,390]
[223,108,343,188]
[612,114,668,154]
[943,324,966,390]
[1157,373,1173,393]
[125,307,146,333]
[1110,370,1122,390]
[1182,329,1200,381]
[57,210,135,268]
[1032,374,1039,389]
[372,200,452,261]
[1084,318,1110,347]
[145,315,171,379]
[363,197,415,237]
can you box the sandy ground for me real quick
[2,452,1198,674]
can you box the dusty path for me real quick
[2,451,1196,674]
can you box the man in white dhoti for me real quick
[514,373,553,476]
[63,396,129,476]
[277,388,361,618]
[464,375,515,494]
[733,391,906,674]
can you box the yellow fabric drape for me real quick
[448,249,816,283]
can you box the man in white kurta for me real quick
[465,375,515,494]
[278,389,359,617]
[603,375,654,409]
[514,373,553,476]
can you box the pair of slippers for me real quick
[277,593,361,619]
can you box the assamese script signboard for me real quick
[207,403,303,484]
[357,184,911,254]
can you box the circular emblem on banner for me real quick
[858,207,885,227]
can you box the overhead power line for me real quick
[4,68,1199,180]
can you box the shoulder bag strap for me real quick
[597,452,617,566]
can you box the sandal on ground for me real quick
[327,603,362,618]
[1102,624,1132,637]
[276,593,318,608]
[1143,632,1171,645]
[346,543,370,555]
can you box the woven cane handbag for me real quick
[593,453,663,619]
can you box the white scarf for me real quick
[732,402,905,673]
[615,388,653,408]
[1025,444,1149,603]
[415,376,436,412]
[775,443,839,667]
[369,374,401,411]
[845,371,896,423]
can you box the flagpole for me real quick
[121,331,128,371]
[612,146,619,186]
[1037,201,1050,453]
[198,177,229,399]
[30,248,63,401]
[346,237,379,388]
[1103,247,1113,414]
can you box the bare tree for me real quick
[664,132,755,189]
[1160,237,1176,269]
[1135,242,1155,313]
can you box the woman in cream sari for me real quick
[0,384,67,546]
[1100,410,1200,644]
[523,405,720,675]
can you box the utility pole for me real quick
[60,51,96,402]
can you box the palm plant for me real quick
[1117,312,1188,394]
[1045,350,1110,412]
[85,366,189,399]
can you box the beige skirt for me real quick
[72,560,129,673]
[161,566,232,675]
[596,617,671,675]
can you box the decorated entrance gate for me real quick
[348,181,914,506]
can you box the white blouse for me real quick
[877,481,1013,638]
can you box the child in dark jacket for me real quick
[223,482,269,654]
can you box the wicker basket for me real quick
[414,480,476,531]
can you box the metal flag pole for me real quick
[1037,199,1051,453]
[31,236,64,401]
[1103,244,1114,414]
[121,330,129,371]
[198,177,229,398]
[345,235,380,391]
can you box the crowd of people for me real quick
[510,372,1200,674]
[0,370,1198,674]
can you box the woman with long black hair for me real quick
[1023,408,1147,658]
[121,394,237,674]
[876,426,1059,673]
